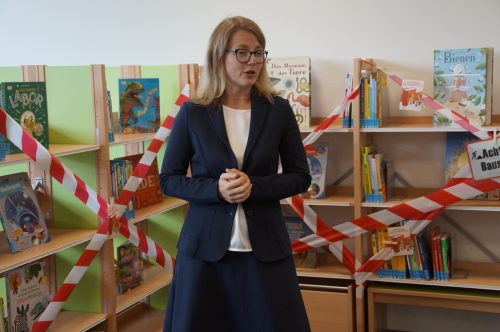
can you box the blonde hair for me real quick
[191,16,277,107]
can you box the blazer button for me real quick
[246,209,254,216]
[226,211,234,216]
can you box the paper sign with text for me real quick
[467,139,500,180]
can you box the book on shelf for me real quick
[433,47,494,127]
[110,159,135,220]
[399,79,424,112]
[0,297,6,332]
[0,172,50,253]
[119,154,162,210]
[266,56,311,129]
[284,215,317,268]
[0,82,49,155]
[361,145,388,203]
[445,132,499,200]
[342,73,354,128]
[117,241,144,294]
[5,260,50,332]
[302,143,328,199]
[118,78,160,134]
[106,90,115,143]
[356,60,389,128]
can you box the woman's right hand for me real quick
[218,169,252,203]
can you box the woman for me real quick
[160,15,311,332]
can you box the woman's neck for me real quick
[223,91,251,109]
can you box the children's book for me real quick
[119,154,162,210]
[106,90,115,143]
[266,57,311,129]
[399,79,424,112]
[0,82,49,154]
[433,48,494,127]
[302,143,328,199]
[118,78,160,134]
[117,241,143,293]
[0,172,50,253]
[284,215,317,268]
[5,261,50,332]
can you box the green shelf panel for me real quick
[51,153,98,229]
[45,66,95,145]
[0,67,21,82]
[56,242,101,312]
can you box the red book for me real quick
[119,154,163,210]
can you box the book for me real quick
[433,48,494,127]
[0,172,50,253]
[440,233,451,280]
[284,215,317,268]
[0,82,49,154]
[109,159,135,220]
[6,261,50,332]
[302,143,328,199]
[266,56,311,129]
[0,297,6,332]
[445,132,499,200]
[118,78,160,134]
[119,154,162,210]
[106,90,115,143]
[116,241,143,293]
[399,79,424,112]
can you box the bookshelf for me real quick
[0,64,194,331]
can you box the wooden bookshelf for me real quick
[0,228,96,275]
[111,133,156,146]
[0,143,100,166]
[117,303,164,332]
[361,187,500,212]
[51,311,107,332]
[297,252,353,280]
[300,116,352,133]
[131,197,186,224]
[116,265,173,313]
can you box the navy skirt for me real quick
[164,251,311,332]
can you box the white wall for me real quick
[1,0,499,330]
[1,0,499,119]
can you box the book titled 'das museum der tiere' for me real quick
[266,57,311,129]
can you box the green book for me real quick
[0,82,49,154]
[440,233,451,280]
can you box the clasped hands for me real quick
[218,168,252,204]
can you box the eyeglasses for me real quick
[226,49,269,64]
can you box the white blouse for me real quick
[222,105,252,252]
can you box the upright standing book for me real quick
[118,78,160,134]
[116,241,143,293]
[0,82,49,154]
[266,57,311,129]
[119,154,162,210]
[0,172,50,253]
[302,143,328,199]
[5,261,50,332]
[433,48,494,127]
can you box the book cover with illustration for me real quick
[0,172,50,253]
[302,143,328,199]
[119,154,162,210]
[117,241,143,294]
[445,132,499,200]
[284,215,317,268]
[6,261,50,332]
[433,48,493,127]
[0,82,49,154]
[118,78,160,134]
[399,79,424,112]
[266,57,310,129]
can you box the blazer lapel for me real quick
[207,104,231,150]
[244,96,268,164]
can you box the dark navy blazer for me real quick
[159,94,311,262]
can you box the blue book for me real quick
[118,78,160,134]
